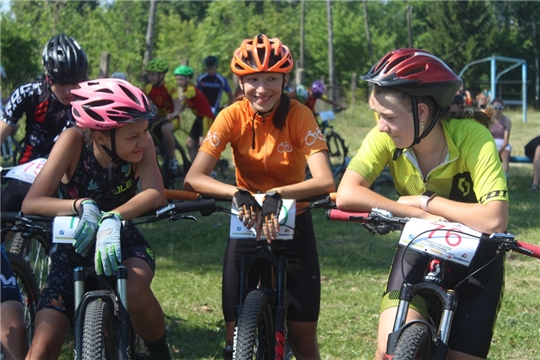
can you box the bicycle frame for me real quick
[236,240,289,358]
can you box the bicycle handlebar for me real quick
[326,208,540,259]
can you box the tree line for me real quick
[1,0,539,108]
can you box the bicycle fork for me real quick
[73,265,131,360]
[385,259,457,360]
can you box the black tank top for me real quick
[57,140,138,211]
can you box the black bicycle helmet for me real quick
[42,34,88,84]
[361,48,462,158]
[203,55,219,67]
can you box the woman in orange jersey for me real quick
[184,34,335,360]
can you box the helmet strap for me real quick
[97,129,123,188]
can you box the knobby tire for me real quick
[7,252,40,346]
[234,290,274,360]
[82,299,118,360]
[8,234,50,290]
[392,325,432,360]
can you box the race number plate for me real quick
[229,194,296,240]
[5,158,47,184]
[399,218,481,267]
[53,216,81,244]
[318,111,335,121]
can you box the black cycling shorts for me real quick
[383,243,505,358]
[38,223,155,322]
[1,244,22,303]
[222,210,321,323]
[1,180,32,243]
[188,116,204,141]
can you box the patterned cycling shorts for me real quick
[38,224,155,322]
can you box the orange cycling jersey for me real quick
[199,97,328,193]
[143,80,177,118]
[183,84,215,119]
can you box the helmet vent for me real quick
[96,88,114,94]
[119,84,141,106]
[84,108,105,122]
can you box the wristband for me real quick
[71,199,80,215]
[420,191,436,211]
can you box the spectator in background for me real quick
[476,87,491,109]
[524,135,540,191]
[458,84,472,108]
[197,55,234,115]
[489,98,512,177]
[450,94,464,111]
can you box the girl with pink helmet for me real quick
[22,78,172,359]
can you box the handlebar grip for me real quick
[171,198,216,215]
[515,241,540,259]
[164,189,200,201]
[325,209,370,222]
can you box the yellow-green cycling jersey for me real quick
[348,118,508,205]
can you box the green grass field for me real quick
[24,103,539,359]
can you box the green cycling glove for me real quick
[73,199,101,257]
[95,212,122,276]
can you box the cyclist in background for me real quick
[197,55,234,114]
[143,59,181,171]
[184,33,335,360]
[450,93,464,111]
[174,65,215,162]
[299,80,347,114]
[0,34,87,244]
[336,49,508,360]
[111,71,128,80]
[22,79,171,360]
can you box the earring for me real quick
[420,122,425,132]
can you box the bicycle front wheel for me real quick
[82,299,118,360]
[392,325,432,360]
[7,252,40,346]
[234,290,274,360]
[8,234,50,291]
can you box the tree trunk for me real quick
[99,52,110,78]
[326,0,335,102]
[295,0,306,87]
[143,0,158,74]
[407,3,413,48]
[363,0,372,59]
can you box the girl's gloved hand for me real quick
[73,199,101,257]
[95,212,122,276]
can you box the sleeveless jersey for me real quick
[143,80,177,118]
[57,140,137,211]
[1,81,74,164]
[348,119,508,205]
[199,97,327,193]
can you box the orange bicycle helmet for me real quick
[230,34,293,76]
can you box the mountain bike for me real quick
[326,207,540,359]
[229,195,335,360]
[5,193,216,360]
[3,212,51,291]
[150,118,192,190]
[307,108,349,183]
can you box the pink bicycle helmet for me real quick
[311,80,325,98]
[72,78,156,130]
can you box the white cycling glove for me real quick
[95,212,122,276]
[73,199,101,257]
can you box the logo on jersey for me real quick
[203,131,220,147]
[277,142,293,153]
[305,127,324,146]
[0,275,16,287]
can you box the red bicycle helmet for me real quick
[361,48,462,108]
[230,34,293,76]
[72,79,156,130]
